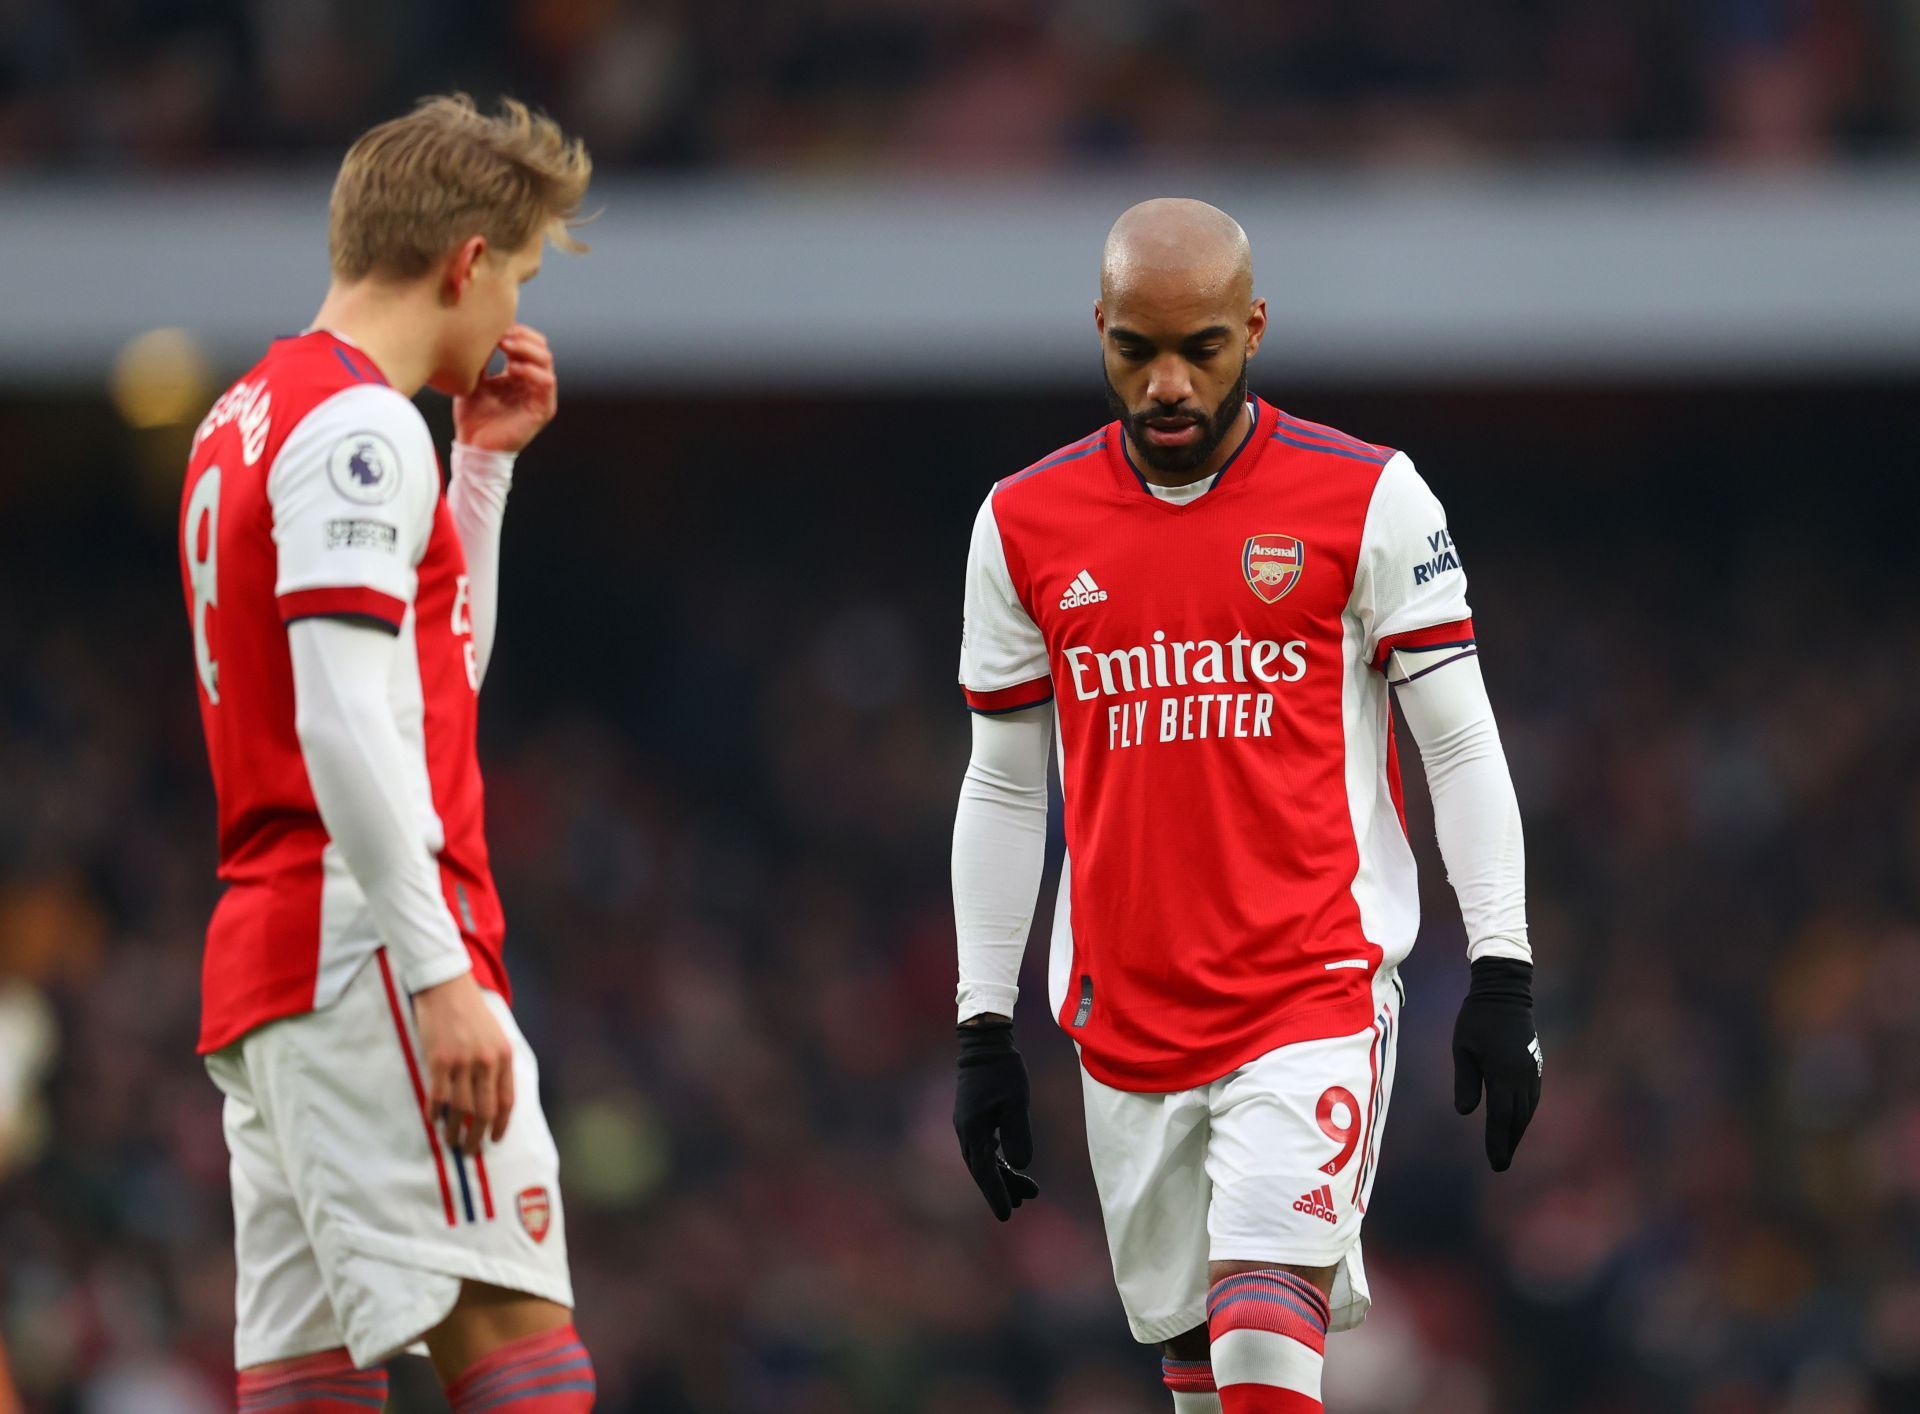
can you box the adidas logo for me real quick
[1292,1184,1338,1225]
[1059,570,1109,610]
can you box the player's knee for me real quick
[428,1283,574,1388]
[1160,1322,1219,1404]
[1163,1323,1210,1361]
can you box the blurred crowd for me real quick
[0,0,1915,171]
[2,383,1919,1413]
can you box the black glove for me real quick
[954,1020,1039,1221]
[1452,958,1542,1172]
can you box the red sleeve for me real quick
[278,586,407,632]
[962,676,1054,715]
[1372,616,1474,671]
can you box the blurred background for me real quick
[4,3,1920,1413]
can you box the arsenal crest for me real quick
[517,1186,552,1244]
[1243,534,1304,603]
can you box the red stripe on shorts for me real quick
[375,948,457,1227]
[1354,1012,1382,1210]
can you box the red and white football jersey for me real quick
[960,398,1473,1092]
[180,331,507,1055]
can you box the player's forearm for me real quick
[953,704,1054,1022]
[289,617,473,990]
[447,443,514,686]
[1391,651,1530,963]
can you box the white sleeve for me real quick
[289,616,473,991]
[953,701,1054,1021]
[1390,646,1530,964]
[959,492,1052,714]
[1351,452,1474,669]
[269,384,439,631]
[447,443,515,685]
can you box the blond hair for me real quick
[329,94,592,281]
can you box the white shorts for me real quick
[1080,981,1401,1344]
[205,950,573,1370]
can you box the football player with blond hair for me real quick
[180,96,595,1412]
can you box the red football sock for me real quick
[1208,1270,1329,1413]
[446,1324,596,1412]
[237,1348,387,1412]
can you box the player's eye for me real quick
[1187,344,1223,362]
[1114,343,1151,363]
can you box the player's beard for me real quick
[1105,360,1250,478]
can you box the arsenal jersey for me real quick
[180,331,507,1054]
[959,398,1473,1092]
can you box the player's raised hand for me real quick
[1452,958,1543,1171]
[413,972,517,1155]
[454,324,558,455]
[954,1018,1039,1221]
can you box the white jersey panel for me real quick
[1351,452,1473,662]
[959,493,1050,698]
[269,383,438,605]
[1047,709,1074,1024]
[1048,852,1074,1026]
[1339,613,1422,984]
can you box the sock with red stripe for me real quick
[237,1348,387,1412]
[1162,1353,1223,1411]
[446,1324,595,1412]
[1207,1270,1330,1413]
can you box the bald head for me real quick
[1095,198,1267,481]
[1101,198,1252,306]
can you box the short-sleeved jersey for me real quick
[960,397,1472,1092]
[180,331,507,1055]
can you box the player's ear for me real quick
[444,235,488,305]
[1244,297,1268,359]
[1094,301,1106,340]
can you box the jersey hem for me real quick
[200,993,320,1056]
[198,966,504,1055]
[1072,997,1378,1094]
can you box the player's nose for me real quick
[1144,356,1195,407]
